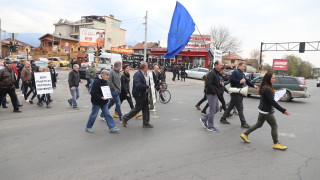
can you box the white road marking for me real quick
[172,118,180,121]
[279,133,296,138]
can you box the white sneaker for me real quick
[150,109,156,112]
[25,99,29,103]
[99,115,106,121]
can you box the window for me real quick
[107,38,112,42]
[280,77,298,84]
[252,77,262,83]
[198,69,208,72]
[231,60,235,64]
[191,68,199,71]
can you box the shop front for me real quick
[149,48,211,69]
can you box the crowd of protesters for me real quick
[1,58,290,150]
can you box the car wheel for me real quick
[280,90,292,102]
[202,75,206,80]
[317,84,320,87]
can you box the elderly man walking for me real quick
[67,64,82,110]
[0,60,21,113]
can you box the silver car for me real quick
[185,68,209,80]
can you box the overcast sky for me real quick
[1,0,319,66]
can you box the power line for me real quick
[148,18,168,30]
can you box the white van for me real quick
[84,53,122,70]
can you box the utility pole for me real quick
[52,33,55,57]
[11,33,15,61]
[143,11,148,62]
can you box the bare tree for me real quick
[249,49,264,69]
[209,26,242,53]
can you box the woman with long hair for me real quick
[240,72,290,150]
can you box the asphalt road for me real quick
[1,69,319,180]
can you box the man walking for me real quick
[0,60,21,113]
[122,62,153,128]
[21,61,33,104]
[220,62,258,128]
[68,64,81,110]
[107,61,122,120]
[199,61,223,132]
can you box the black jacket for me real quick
[205,69,220,95]
[48,66,57,88]
[258,86,286,114]
[120,72,131,99]
[68,70,80,88]
[90,77,109,105]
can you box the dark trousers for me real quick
[172,72,176,81]
[177,72,180,80]
[221,93,246,124]
[23,82,34,100]
[196,94,207,106]
[123,97,150,125]
[244,113,279,144]
[0,88,19,111]
[15,76,21,89]
[120,95,134,109]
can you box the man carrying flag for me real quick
[164,1,195,59]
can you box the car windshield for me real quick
[35,62,48,69]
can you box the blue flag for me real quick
[164,1,195,59]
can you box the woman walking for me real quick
[119,65,142,118]
[240,72,290,150]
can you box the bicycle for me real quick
[157,82,171,104]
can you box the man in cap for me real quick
[0,60,21,112]
[85,70,120,133]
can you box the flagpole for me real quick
[143,11,148,62]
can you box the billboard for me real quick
[185,34,211,48]
[111,47,134,54]
[273,59,289,71]
[79,28,105,47]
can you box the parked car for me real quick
[5,55,25,62]
[248,75,310,101]
[298,77,306,84]
[34,61,58,77]
[38,57,49,62]
[48,57,70,67]
[245,73,265,80]
[185,67,209,80]
[317,77,320,87]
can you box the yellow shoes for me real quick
[113,113,119,118]
[240,134,250,143]
[135,114,142,118]
[273,143,287,150]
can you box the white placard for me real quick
[214,50,223,62]
[149,72,157,104]
[34,72,53,95]
[274,89,287,102]
[101,86,112,99]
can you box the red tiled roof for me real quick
[77,53,87,58]
[2,38,34,48]
[133,42,159,50]
[222,53,243,60]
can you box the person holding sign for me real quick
[122,62,153,128]
[85,70,120,133]
[240,72,290,150]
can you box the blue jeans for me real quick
[86,103,116,130]
[69,86,80,107]
[89,78,95,91]
[108,90,122,117]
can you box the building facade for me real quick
[54,15,126,53]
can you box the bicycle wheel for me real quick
[159,89,171,104]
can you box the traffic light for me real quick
[98,47,102,56]
[9,41,18,52]
[299,42,305,53]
